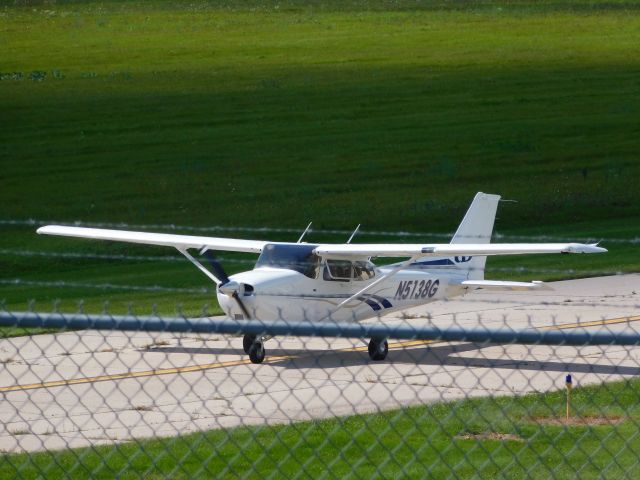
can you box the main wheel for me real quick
[248,341,266,364]
[368,338,388,361]
[243,334,256,354]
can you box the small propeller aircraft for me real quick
[37,193,606,364]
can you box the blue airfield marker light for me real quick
[565,375,573,421]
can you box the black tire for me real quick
[243,334,256,354]
[248,341,266,364]
[368,338,388,361]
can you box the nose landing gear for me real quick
[243,334,256,354]
[248,341,266,364]
[243,333,266,364]
[368,338,388,361]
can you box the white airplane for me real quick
[37,192,606,364]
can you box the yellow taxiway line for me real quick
[538,315,640,331]
[1,316,639,394]
[0,339,434,394]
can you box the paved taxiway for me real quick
[1,274,640,453]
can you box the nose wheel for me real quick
[243,334,266,364]
[248,341,265,364]
[368,338,388,361]
[243,334,256,354]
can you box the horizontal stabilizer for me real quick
[460,280,553,291]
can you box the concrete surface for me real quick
[1,274,639,453]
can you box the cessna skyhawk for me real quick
[37,193,606,364]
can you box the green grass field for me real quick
[3,376,640,479]
[2,0,640,316]
[1,0,640,477]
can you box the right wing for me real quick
[36,226,267,253]
[314,242,607,259]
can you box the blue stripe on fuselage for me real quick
[357,296,381,311]
[368,294,392,308]
[412,259,456,266]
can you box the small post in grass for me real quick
[565,374,573,421]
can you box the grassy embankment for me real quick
[1,0,639,320]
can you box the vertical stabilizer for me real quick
[451,192,501,280]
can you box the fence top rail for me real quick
[1,311,640,346]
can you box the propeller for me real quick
[205,251,230,284]
[204,251,252,319]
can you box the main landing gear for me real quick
[243,334,266,364]
[368,338,388,361]
[243,334,389,364]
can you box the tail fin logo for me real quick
[454,256,473,263]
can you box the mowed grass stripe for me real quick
[2,7,640,230]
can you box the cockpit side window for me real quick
[323,259,376,282]
[323,260,352,282]
[353,260,376,281]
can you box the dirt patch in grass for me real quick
[530,415,625,426]
[456,432,525,442]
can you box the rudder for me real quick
[451,192,501,280]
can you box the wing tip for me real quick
[567,243,608,254]
[36,225,65,235]
[590,243,608,254]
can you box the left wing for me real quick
[37,226,267,253]
[314,242,607,259]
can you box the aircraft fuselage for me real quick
[217,265,467,323]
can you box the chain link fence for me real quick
[1,276,640,479]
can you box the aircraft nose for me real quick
[216,290,233,317]
[216,285,255,319]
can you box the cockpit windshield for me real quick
[255,243,320,279]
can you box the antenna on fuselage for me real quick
[297,221,313,243]
[346,224,360,244]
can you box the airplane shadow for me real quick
[153,342,640,376]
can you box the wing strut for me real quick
[179,248,253,319]
[177,248,222,285]
[328,256,418,319]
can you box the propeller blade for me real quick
[204,251,230,285]
[232,291,252,319]
[204,251,252,319]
